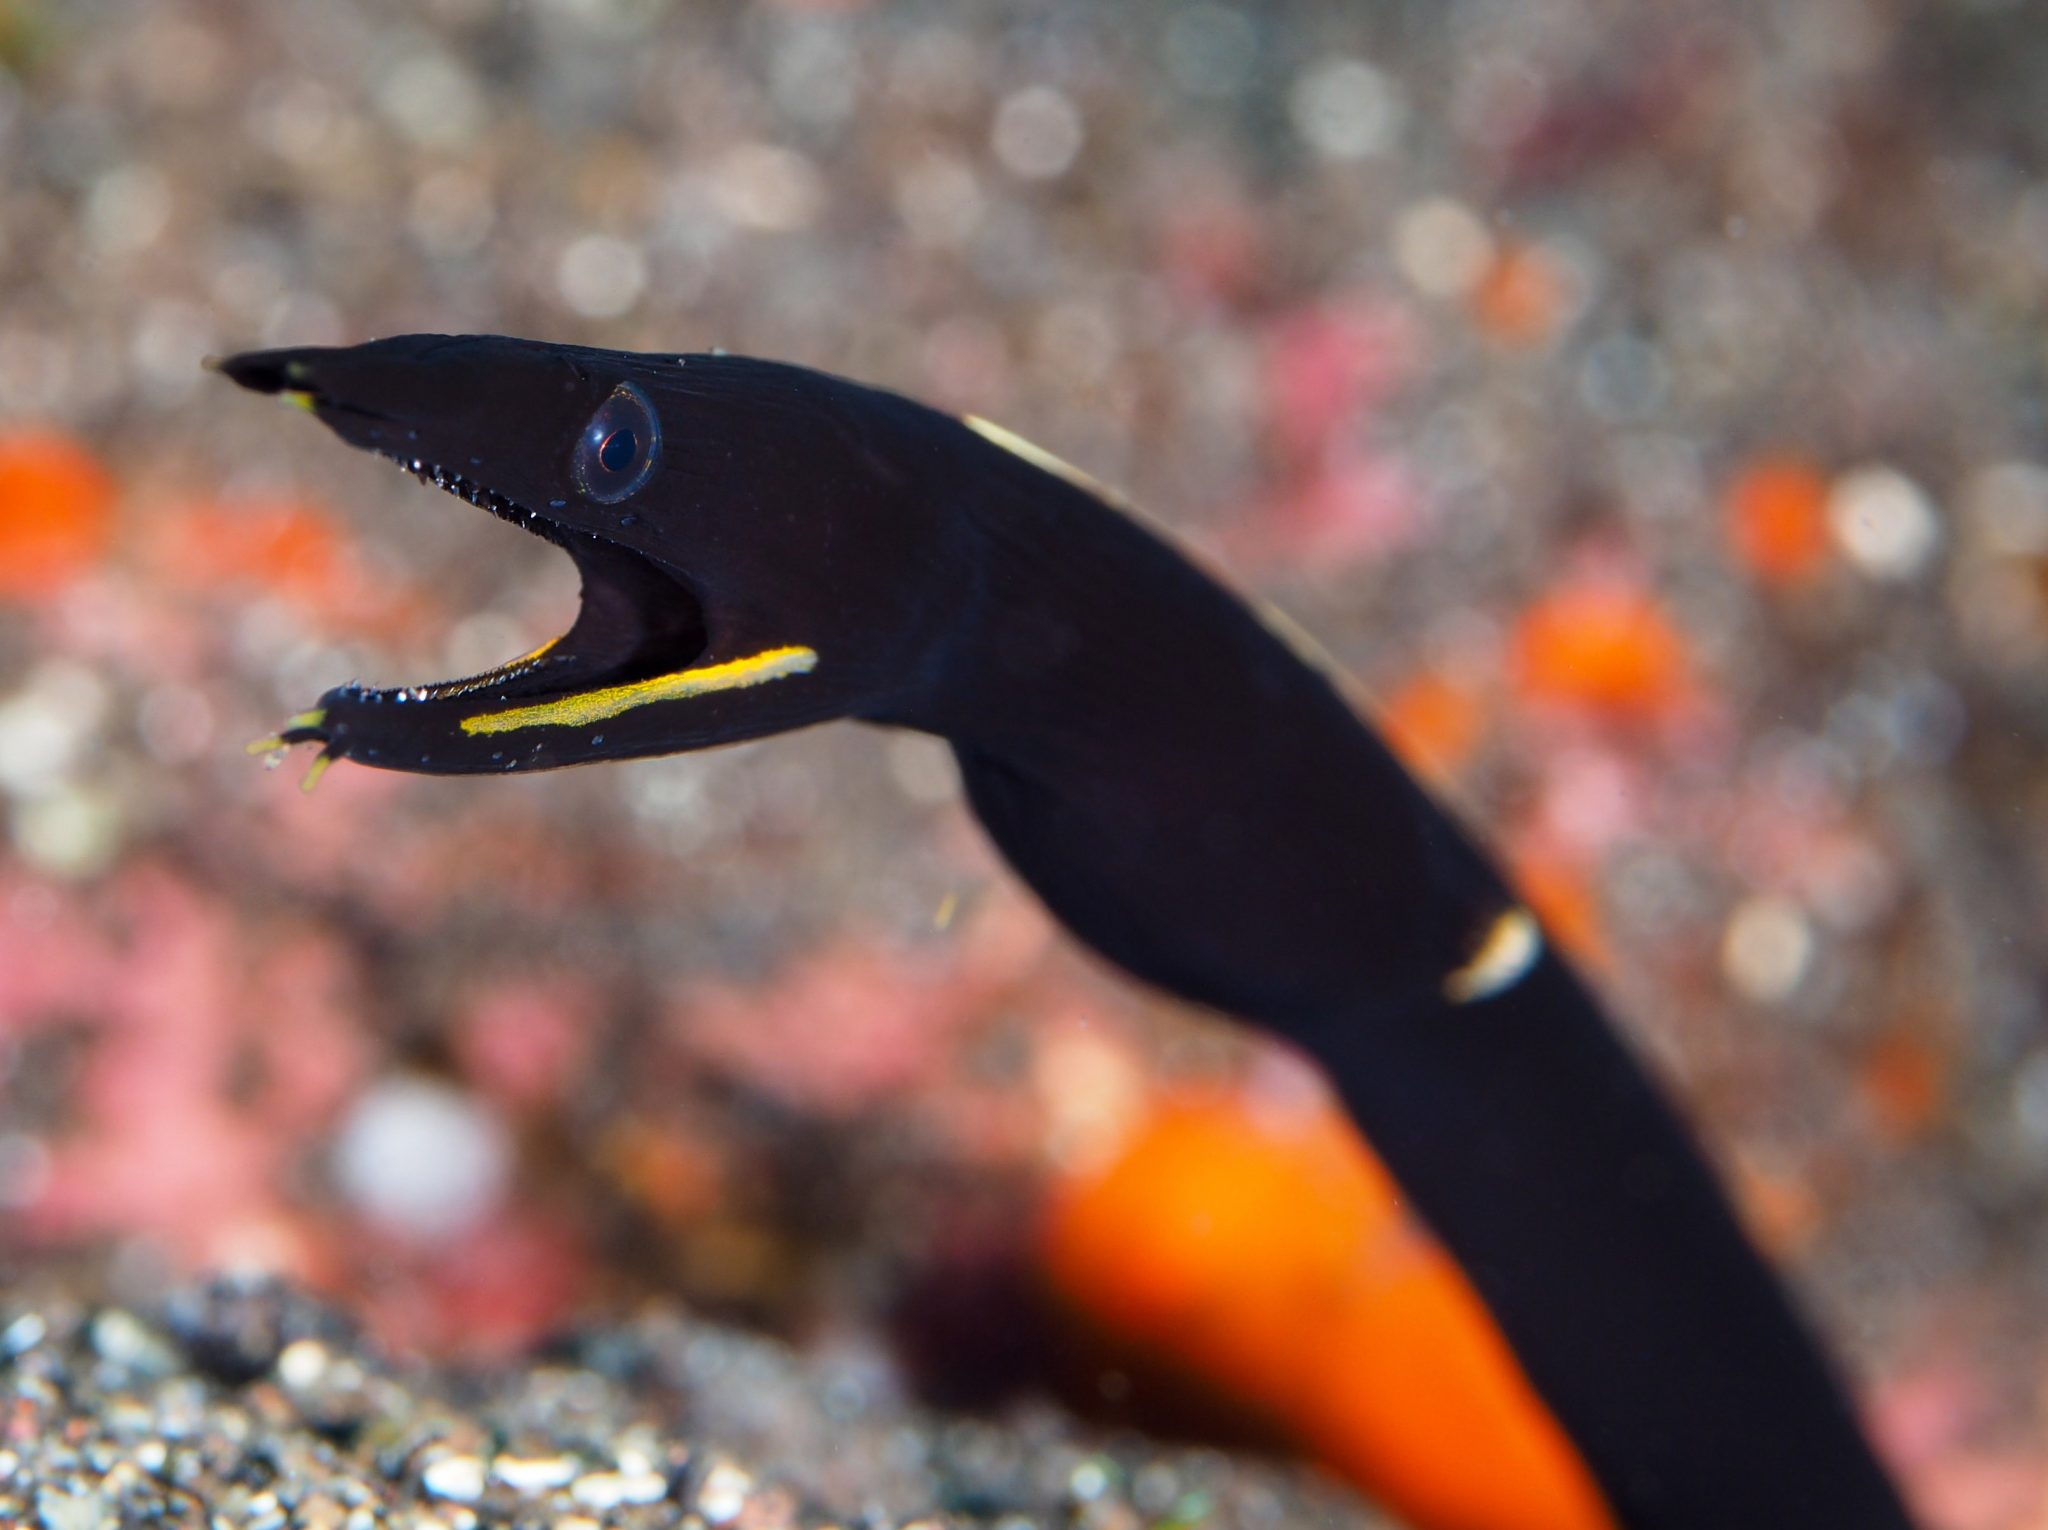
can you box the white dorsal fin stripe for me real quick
[1444,907,1543,1003]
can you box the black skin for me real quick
[220,335,1917,1530]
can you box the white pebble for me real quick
[90,1309,176,1376]
[556,235,648,320]
[493,1455,579,1495]
[330,1076,511,1241]
[693,1461,752,1523]
[1290,56,1404,160]
[130,299,218,402]
[421,1454,488,1503]
[376,53,486,150]
[0,697,76,798]
[894,153,984,247]
[991,86,1084,180]
[12,783,122,880]
[610,1427,664,1476]
[706,143,823,232]
[84,164,173,255]
[1720,895,1814,1004]
[0,660,107,798]
[276,1339,331,1391]
[1067,1459,1111,1502]
[572,1470,670,1511]
[36,1486,113,1530]
[1827,465,1942,580]
[2,1312,46,1356]
[1393,197,1495,298]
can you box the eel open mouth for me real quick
[257,455,716,777]
[348,456,711,706]
[282,452,704,720]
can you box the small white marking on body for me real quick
[1444,907,1542,1003]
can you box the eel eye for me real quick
[573,382,661,503]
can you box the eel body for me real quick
[222,336,1917,1530]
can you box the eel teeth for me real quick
[378,452,549,538]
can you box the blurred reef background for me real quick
[3,1,2048,1525]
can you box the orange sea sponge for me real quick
[1378,667,1489,784]
[1509,581,1691,722]
[0,431,115,599]
[1724,455,1831,588]
[1042,1092,1615,1530]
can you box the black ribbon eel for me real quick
[220,335,1917,1530]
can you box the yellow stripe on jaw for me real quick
[1444,907,1543,1004]
[459,645,818,736]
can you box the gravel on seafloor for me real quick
[0,1274,1390,1530]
